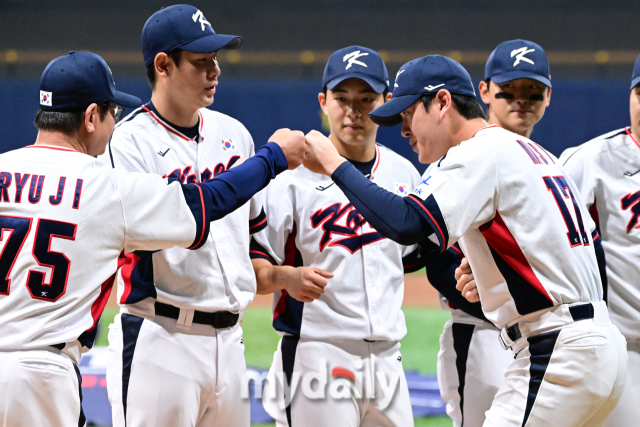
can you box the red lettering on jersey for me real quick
[200,156,241,182]
[621,190,640,233]
[163,167,196,184]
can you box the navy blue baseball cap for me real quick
[142,5,242,67]
[322,46,389,94]
[485,39,551,88]
[39,51,141,111]
[369,55,476,127]
[630,53,640,89]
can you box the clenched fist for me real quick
[269,128,306,170]
[303,130,346,175]
[455,257,479,303]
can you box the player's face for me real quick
[629,86,640,137]
[480,78,550,136]
[401,98,450,163]
[167,51,220,110]
[320,79,386,148]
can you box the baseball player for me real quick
[96,5,298,427]
[432,40,554,427]
[558,53,640,426]
[0,51,304,427]
[250,46,422,426]
[303,55,626,427]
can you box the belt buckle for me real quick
[498,331,511,350]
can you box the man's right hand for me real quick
[269,128,306,170]
[280,266,333,303]
[455,257,479,303]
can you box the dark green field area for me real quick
[96,306,452,426]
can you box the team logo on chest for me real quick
[222,138,236,151]
[310,202,385,253]
[621,190,640,233]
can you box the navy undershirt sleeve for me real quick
[424,245,487,321]
[180,142,287,248]
[331,161,433,246]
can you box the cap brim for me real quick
[490,71,551,88]
[111,91,142,108]
[179,34,242,54]
[631,76,640,90]
[326,74,387,94]
[369,94,421,127]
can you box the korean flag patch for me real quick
[394,182,409,196]
[222,138,236,151]
[40,90,52,106]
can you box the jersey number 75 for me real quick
[0,215,76,302]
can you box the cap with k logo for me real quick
[321,46,389,94]
[369,55,476,127]
[484,39,551,88]
[142,4,242,67]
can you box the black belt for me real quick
[506,303,595,342]
[154,301,239,329]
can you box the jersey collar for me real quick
[624,127,640,151]
[25,145,80,153]
[142,104,204,142]
[472,124,499,138]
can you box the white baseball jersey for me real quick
[99,104,264,315]
[251,144,422,341]
[0,145,204,352]
[407,125,602,329]
[560,127,640,339]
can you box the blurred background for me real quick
[1,1,638,426]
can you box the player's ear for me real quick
[478,80,491,105]
[437,89,452,120]
[154,53,171,79]
[318,92,329,115]
[84,103,98,134]
[385,92,393,103]
[545,87,552,107]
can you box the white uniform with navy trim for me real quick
[98,106,263,427]
[561,127,640,427]
[0,145,203,427]
[252,145,420,426]
[407,125,626,427]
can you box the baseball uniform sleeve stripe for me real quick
[182,184,210,250]
[249,236,277,265]
[407,194,448,252]
[401,247,425,273]
[522,330,561,426]
[480,213,554,314]
[249,208,268,234]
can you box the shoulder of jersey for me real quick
[198,107,249,131]
[376,143,419,172]
[560,127,629,166]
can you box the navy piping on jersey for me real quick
[522,330,560,426]
[121,313,145,424]
[560,127,627,166]
[272,221,305,336]
[281,335,300,427]
[407,194,449,252]
[119,251,157,305]
[249,208,268,234]
[72,363,87,427]
[452,323,475,427]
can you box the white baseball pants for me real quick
[106,312,249,427]
[262,337,413,427]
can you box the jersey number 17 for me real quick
[543,176,590,247]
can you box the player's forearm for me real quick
[252,259,294,295]
[331,162,433,245]
[193,142,288,221]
